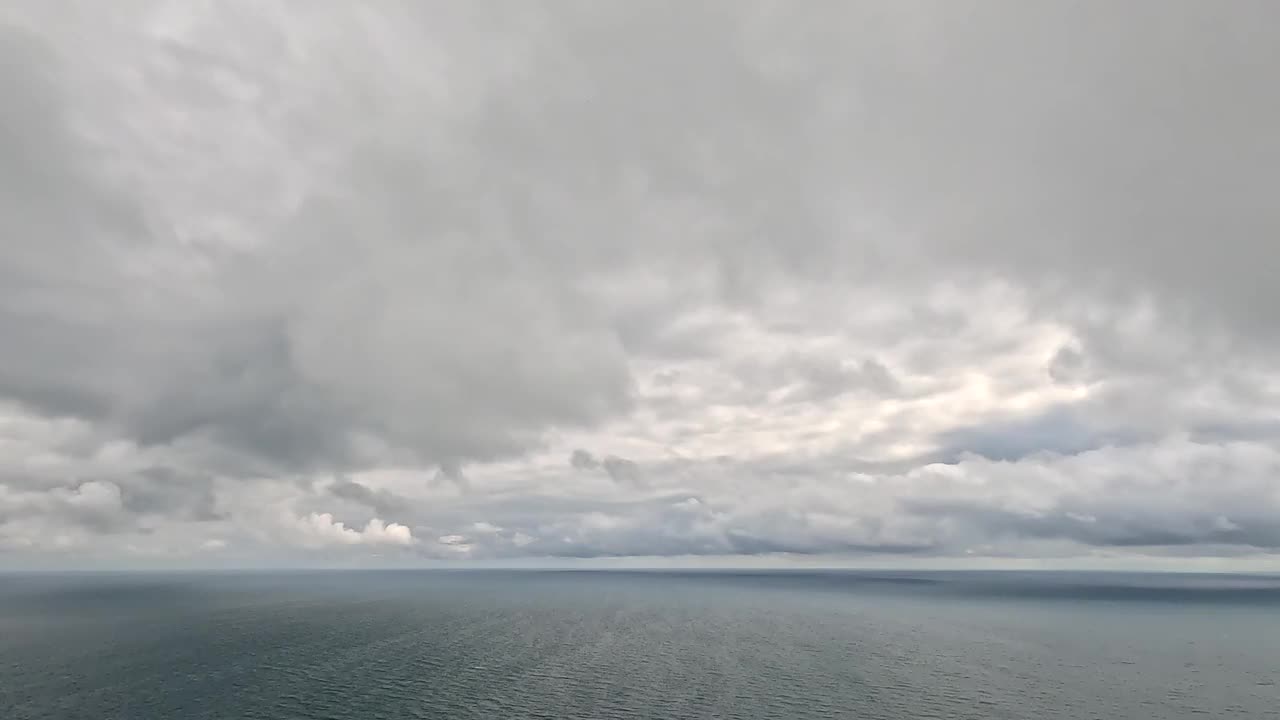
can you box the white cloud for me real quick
[291,512,414,548]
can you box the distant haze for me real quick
[2,1,1279,569]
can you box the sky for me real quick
[2,1,1279,570]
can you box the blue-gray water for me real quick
[2,570,1277,719]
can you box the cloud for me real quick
[117,467,224,522]
[1,2,1278,568]
[418,437,1280,560]
[0,8,634,475]
[601,456,643,487]
[569,449,600,471]
[932,405,1135,463]
[327,477,411,520]
[894,438,1280,552]
[291,513,414,548]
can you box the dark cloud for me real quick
[567,451,644,487]
[327,478,412,521]
[1047,345,1087,385]
[601,456,643,487]
[933,406,1139,462]
[569,449,599,471]
[117,468,224,523]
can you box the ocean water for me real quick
[1,570,1277,719]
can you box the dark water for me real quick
[1,570,1277,719]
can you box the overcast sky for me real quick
[2,1,1279,570]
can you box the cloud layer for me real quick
[2,1,1279,568]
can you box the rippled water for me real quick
[1,570,1277,719]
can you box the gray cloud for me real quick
[116,467,224,523]
[775,355,903,404]
[327,477,412,522]
[2,2,1279,567]
[568,450,644,486]
[569,450,600,471]
[932,406,1140,463]
[601,456,643,487]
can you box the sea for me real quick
[1,569,1276,719]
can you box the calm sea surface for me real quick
[1,570,1277,719]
